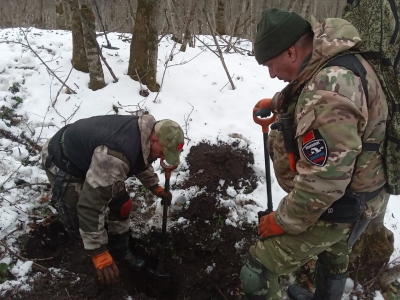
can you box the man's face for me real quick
[263,49,297,82]
[149,135,164,162]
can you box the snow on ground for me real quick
[0,27,399,299]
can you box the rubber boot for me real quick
[287,264,347,300]
[108,232,146,271]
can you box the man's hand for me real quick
[258,212,285,240]
[254,98,272,118]
[151,185,172,206]
[92,251,119,285]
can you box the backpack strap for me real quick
[325,54,380,152]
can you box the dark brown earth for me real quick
[5,142,261,300]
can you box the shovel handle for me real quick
[253,109,276,133]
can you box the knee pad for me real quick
[240,254,269,297]
[109,194,132,221]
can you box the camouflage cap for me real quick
[154,119,184,166]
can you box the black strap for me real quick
[362,142,380,151]
[388,0,399,44]
[325,54,369,101]
[50,169,67,206]
[361,52,393,66]
[387,136,400,149]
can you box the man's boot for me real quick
[108,231,146,271]
[287,263,347,300]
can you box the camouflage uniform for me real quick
[41,114,159,256]
[244,18,389,299]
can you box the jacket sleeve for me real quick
[77,145,129,255]
[136,165,159,189]
[275,87,365,234]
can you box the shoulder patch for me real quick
[301,129,328,167]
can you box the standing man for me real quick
[240,8,389,300]
[41,114,184,285]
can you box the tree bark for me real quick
[55,1,67,30]
[215,0,226,35]
[80,1,106,91]
[128,0,160,92]
[70,1,88,73]
[166,0,182,43]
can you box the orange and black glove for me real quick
[92,251,119,285]
[258,212,285,240]
[151,185,172,206]
[254,98,272,118]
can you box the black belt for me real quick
[319,188,382,223]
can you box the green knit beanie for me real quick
[254,8,312,64]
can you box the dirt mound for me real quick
[8,141,260,300]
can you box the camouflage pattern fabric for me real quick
[249,221,352,300]
[343,0,400,195]
[41,114,160,256]
[247,17,390,298]
[269,17,389,234]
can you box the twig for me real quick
[183,102,194,143]
[194,36,220,57]
[0,240,62,278]
[53,66,74,107]
[0,195,27,215]
[203,11,235,90]
[0,28,77,94]
[0,129,42,152]
[215,33,245,55]
[153,42,178,103]
[220,73,235,91]
[135,68,144,91]
[214,285,227,300]
[0,183,50,194]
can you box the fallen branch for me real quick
[0,129,42,152]
[0,183,50,194]
[0,240,61,278]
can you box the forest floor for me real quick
[2,142,295,300]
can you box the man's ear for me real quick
[286,46,297,62]
[150,134,159,144]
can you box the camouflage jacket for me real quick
[268,18,389,234]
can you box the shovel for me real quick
[253,100,276,221]
[148,160,177,279]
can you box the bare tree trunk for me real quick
[215,0,226,35]
[56,1,67,30]
[180,0,196,52]
[166,0,182,43]
[70,1,88,73]
[127,0,160,92]
[80,1,106,91]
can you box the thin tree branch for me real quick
[203,11,235,90]
[0,28,77,94]
[0,183,50,194]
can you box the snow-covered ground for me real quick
[0,27,399,299]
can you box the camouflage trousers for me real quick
[41,140,130,238]
[246,220,352,299]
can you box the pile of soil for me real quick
[5,142,261,300]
